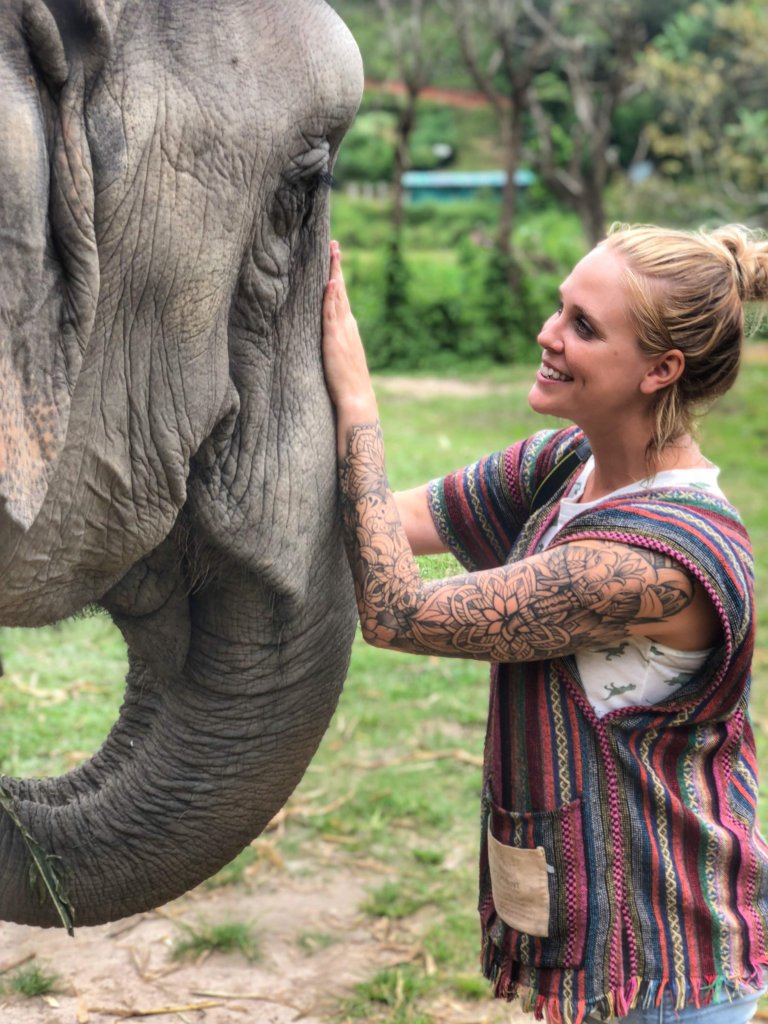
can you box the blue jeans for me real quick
[607,989,766,1024]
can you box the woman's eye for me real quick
[574,317,594,339]
[553,302,593,338]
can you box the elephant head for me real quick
[0,0,363,928]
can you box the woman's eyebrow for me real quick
[558,289,607,338]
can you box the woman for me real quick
[322,225,768,1024]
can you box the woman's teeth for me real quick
[540,364,573,382]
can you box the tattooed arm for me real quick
[338,420,700,661]
[322,243,708,663]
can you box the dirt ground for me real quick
[0,848,526,1024]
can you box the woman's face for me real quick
[528,245,657,433]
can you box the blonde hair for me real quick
[603,223,768,460]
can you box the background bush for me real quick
[332,195,587,372]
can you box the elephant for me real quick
[0,0,363,930]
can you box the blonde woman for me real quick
[322,226,768,1024]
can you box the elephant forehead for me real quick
[93,2,362,182]
[278,1,365,127]
[87,3,362,315]
[223,4,363,142]
[201,1,364,122]
[140,2,363,131]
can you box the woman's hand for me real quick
[322,241,378,425]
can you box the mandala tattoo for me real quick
[339,424,695,663]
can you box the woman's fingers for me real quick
[328,242,350,315]
[322,242,377,415]
[323,277,337,321]
[324,243,355,343]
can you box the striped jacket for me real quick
[427,426,768,1023]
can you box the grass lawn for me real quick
[1,361,767,1020]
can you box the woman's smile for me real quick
[538,361,574,382]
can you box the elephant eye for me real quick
[270,142,332,238]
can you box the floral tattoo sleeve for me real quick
[339,423,695,663]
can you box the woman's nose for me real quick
[537,313,564,351]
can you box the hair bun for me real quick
[711,225,768,303]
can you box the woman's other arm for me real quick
[394,485,447,556]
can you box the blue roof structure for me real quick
[401,169,536,188]
[400,168,536,203]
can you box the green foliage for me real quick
[3,963,60,998]
[334,110,397,186]
[637,0,768,214]
[331,196,584,372]
[449,105,504,171]
[334,94,493,185]
[344,966,434,1023]
[377,237,412,366]
[451,973,491,1000]
[330,197,393,250]
[331,0,768,241]
[409,105,460,170]
[171,919,261,962]
[362,880,435,920]
[461,243,540,365]
[610,174,764,231]
[724,109,768,195]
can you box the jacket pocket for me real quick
[482,795,588,969]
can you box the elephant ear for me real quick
[0,0,109,532]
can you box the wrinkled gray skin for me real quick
[0,0,362,928]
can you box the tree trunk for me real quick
[499,98,525,288]
[392,88,419,235]
[580,178,606,248]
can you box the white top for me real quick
[538,456,725,717]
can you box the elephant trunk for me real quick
[0,518,355,928]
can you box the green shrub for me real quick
[330,196,391,249]
[334,110,396,185]
[331,198,585,372]
[410,104,459,170]
[171,919,261,962]
[607,174,766,231]
[4,963,60,998]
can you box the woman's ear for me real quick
[640,349,686,395]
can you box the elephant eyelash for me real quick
[315,170,335,191]
[293,169,335,230]
[270,169,334,238]
[283,169,334,199]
